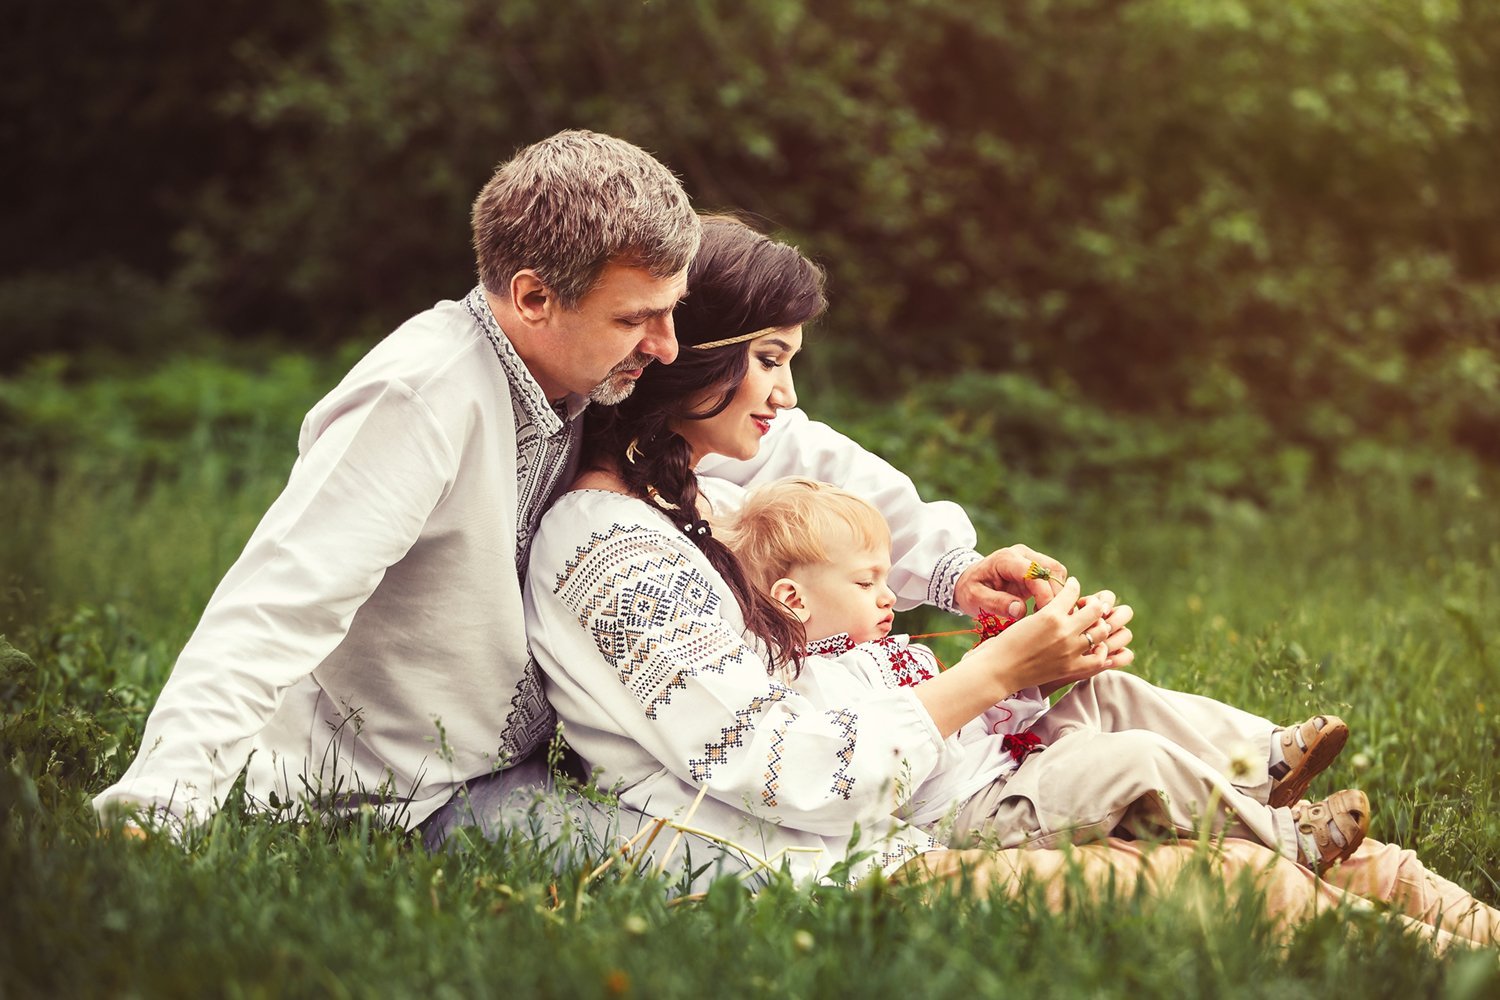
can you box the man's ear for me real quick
[509,270,556,325]
[770,578,810,623]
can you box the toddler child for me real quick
[721,477,1368,873]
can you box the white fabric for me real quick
[526,490,951,883]
[95,292,584,829]
[788,634,1050,827]
[95,305,989,834]
[698,407,982,613]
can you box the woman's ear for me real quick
[770,577,811,623]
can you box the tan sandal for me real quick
[1292,788,1369,873]
[1268,714,1348,808]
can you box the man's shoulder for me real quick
[312,297,511,413]
[361,298,497,390]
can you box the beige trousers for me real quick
[897,837,1498,951]
[941,671,1299,860]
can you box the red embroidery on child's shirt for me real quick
[873,636,937,688]
[805,633,856,658]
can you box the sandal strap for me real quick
[1291,789,1369,872]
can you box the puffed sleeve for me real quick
[529,519,949,837]
[696,408,982,612]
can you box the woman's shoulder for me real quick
[543,487,659,525]
[533,489,696,566]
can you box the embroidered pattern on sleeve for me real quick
[762,714,791,808]
[687,685,793,786]
[555,523,743,720]
[826,708,858,799]
[928,547,984,613]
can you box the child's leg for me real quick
[946,728,1300,862]
[1034,670,1281,800]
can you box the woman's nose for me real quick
[770,369,797,410]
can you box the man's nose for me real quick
[642,315,679,365]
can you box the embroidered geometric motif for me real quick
[555,522,741,720]
[805,633,856,657]
[762,714,793,808]
[929,547,982,614]
[825,707,858,799]
[873,636,938,688]
[868,838,936,877]
[806,633,939,690]
[688,684,793,784]
[466,286,581,578]
[497,652,558,766]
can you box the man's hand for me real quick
[954,545,1069,619]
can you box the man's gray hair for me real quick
[472,130,700,308]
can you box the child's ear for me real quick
[770,577,811,623]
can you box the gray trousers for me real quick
[942,671,1300,861]
[420,749,763,892]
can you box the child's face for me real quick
[793,542,897,644]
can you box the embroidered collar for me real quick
[805,633,856,657]
[465,286,588,431]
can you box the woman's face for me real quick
[673,326,803,463]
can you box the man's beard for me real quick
[588,353,653,405]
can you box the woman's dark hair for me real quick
[583,215,828,676]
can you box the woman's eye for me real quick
[757,356,779,369]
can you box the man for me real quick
[97,128,1061,843]
[95,130,698,831]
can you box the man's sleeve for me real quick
[93,379,458,828]
[697,407,982,612]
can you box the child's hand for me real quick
[960,578,1123,693]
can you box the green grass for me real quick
[3,384,1498,996]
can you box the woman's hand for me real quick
[1031,590,1135,694]
[913,578,1131,735]
[968,578,1129,691]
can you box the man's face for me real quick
[550,262,687,402]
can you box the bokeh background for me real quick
[7,0,1500,499]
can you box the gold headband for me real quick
[687,327,781,351]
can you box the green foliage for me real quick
[0,348,340,477]
[15,0,1500,460]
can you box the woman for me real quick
[523,217,1497,947]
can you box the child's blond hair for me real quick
[722,478,891,592]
